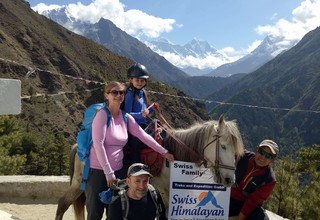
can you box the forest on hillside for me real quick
[1,115,319,219]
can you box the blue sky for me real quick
[28,0,320,67]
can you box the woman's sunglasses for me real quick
[108,90,125,96]
[258,147,275,160]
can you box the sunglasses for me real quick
[108,90,125,96]
[128,164,150,175]
[258,147,275,160]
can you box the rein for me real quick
[151,103,235,178]
[150,103,204,162]
[156,119,205,162]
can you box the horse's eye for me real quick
[221,145,226,150]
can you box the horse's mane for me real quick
[165,120,244,162]
[222,120,244,157]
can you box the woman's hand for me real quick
[107,178,117,187]
[164,152,174,162]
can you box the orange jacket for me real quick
[231,151,276,217]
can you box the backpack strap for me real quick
[119,189,129,220]
[80,158,90,190]
[104,107,129,128]
[130,87,136,112]
[104,107,113,128]
[148,184,161,219]
[121,110,129,127]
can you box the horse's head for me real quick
[203,115,244,187]
[163,116,244,187]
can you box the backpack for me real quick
[76,102,129,190]
[99,180,162,220]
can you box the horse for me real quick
[150,115,244,207]
[55,115,244,220]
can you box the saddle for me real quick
[141,119,166,176]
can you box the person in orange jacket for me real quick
[229,139,279,220]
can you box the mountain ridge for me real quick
[0,0,210,145]
[207,35,299,77]
[208,26,320,152]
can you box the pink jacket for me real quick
[90,109,167,181]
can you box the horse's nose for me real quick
[225,177,232,185]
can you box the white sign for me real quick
[169,161,230,220]
[0,79,21,115]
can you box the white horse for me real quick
[55,115,244,220]
[150,115,244,207]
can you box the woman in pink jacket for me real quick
[86,81,174,220]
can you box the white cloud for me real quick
[121,9,175,38]
[33,0,320,70]
[32,0,176,39]
[246,40,262,53]
[32,3,62,14]
[218,47,245,62]
[256,0,320,45]
[270,13,278,21]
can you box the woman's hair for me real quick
[104,81,126,94]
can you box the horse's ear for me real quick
[218,114,225,126]
[218,114,225,134]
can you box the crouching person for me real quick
[229,139,279,220]
[107,163,167,220]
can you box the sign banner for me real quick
[0,79,21,115]
[168,161,230,220]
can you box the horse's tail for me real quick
[56,144,84,220]
[70,144,77,184]
[70,144,86,219]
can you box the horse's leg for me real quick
[55,184,83,220]
[151,161,170,213]
[73,192,86,220]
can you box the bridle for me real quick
[202,134,236,182]
[157,119,236,175]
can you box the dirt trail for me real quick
[0,197,75,220]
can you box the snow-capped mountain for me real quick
[40,6,78,29]
[35,6,188,83]
[207,35,299,77]
[146,39,230,76]
[35,6,299,79]
[148,38,222,58]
